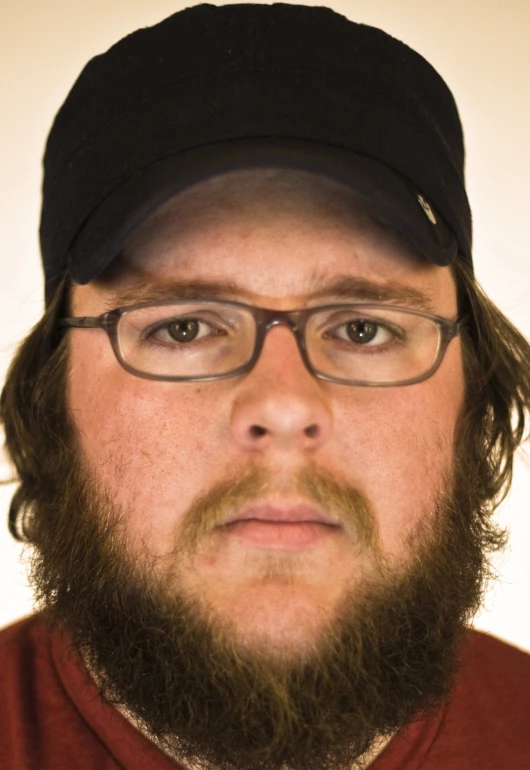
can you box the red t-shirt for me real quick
[1,614,529,769]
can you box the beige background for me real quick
[1,0,529,651]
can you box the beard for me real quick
[27,405,506,770]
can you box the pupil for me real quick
[346,320,377,344]
[168,319,199,342]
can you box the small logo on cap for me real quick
[416,194,437,226]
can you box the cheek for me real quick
[67,335,228,546]
[332,344,465,557]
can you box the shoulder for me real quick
[0,614,68,769]
[453,628,530,718]
[459,628,530,718]
[459,628,530,691]
[0,613,46,644]
[0,613,50,679]
[0,612,56,702]
[430,629,530,766]
[0,614,175,770]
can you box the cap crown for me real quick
[40,3,471,298]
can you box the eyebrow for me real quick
[103,275,435,313]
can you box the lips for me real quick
[222,504,341,550]
[224,503,339,527]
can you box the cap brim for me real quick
[67,138,458,285]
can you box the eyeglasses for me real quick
[59,299,464,387]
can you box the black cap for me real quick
[40,3,472,304]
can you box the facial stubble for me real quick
[29,419,502,770]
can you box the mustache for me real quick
[176,464,380,555]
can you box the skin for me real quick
[66,172,465,766]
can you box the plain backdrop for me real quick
[1,0,529,651]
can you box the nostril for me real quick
[250,425,267,438]
[304,424,319,438]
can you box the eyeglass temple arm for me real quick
[454,317,467,336]
[58,317,102,328]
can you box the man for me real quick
[0,3,529,769]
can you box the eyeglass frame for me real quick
[59,299,465,387]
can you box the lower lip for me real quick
[224,520,338,549]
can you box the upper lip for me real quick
[223,503,340,527]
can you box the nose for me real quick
[230,324,333,454]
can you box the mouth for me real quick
[222,504,342,550]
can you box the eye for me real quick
[148,317,221,345]
[332,319,394,346]
[167,318,202,343]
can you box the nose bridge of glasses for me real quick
[258,309,308,359]
[262,308,305,338]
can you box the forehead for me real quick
[83,168,456,313]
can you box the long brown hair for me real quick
[2,257,530,542]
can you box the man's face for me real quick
[54,171,482,769]
[69,173,463,650]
